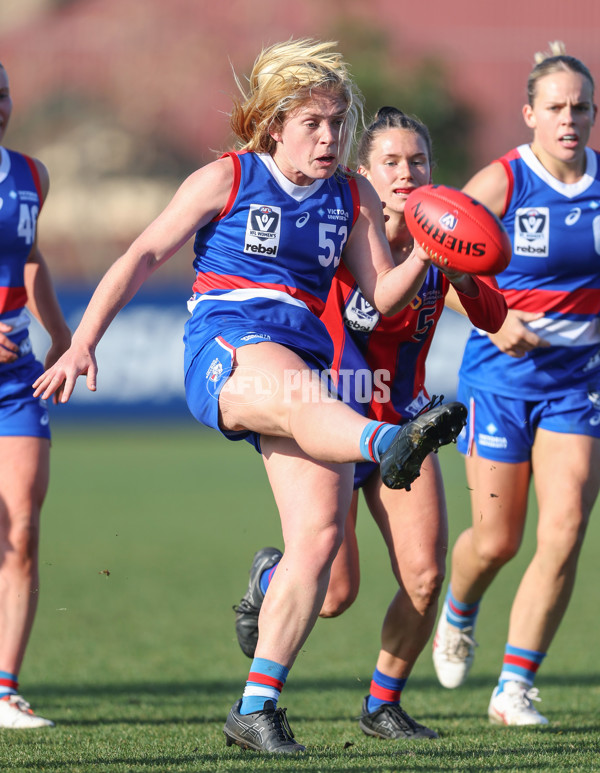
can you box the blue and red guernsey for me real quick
[322,261,506,424]
[192,151,359,317]
[460,144,600,398]
[0,148,43,364]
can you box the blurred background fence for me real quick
[6,0,600,420]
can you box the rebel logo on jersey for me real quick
[514,206,549,257]
[244,204,282,257]
[342,288,380,333]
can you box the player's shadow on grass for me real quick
[28,672,600,729]
[6,744,600,773]
[31,671,600,697]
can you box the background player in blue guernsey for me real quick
[0,62,71,728]
[233,107,507,741]
[32,39,467,753]
[432,42,600,727]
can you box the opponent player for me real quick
[233,107,507,741]
[32,40,467,753]
[0,62,71,728]
[432,42,600,726]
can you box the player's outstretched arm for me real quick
[33,157,234,403]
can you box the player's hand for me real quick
[0,322,19,363]
[44,329,72,369]
[487,309,551,358]
[32,344,98,404]
[41,332,73,403]
[439,267,481,297]
[438,265,467,282]
[412,242,432,267]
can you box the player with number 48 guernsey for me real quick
[0,150,43,343]
[0,61,71,730]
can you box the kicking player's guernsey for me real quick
[322,261,506,424]
[0,148,43,372]
[459,144,600,399]
[184,151,359,375]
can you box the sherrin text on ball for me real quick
[405,184,511,276]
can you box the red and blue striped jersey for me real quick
[184,151,360,378]
[192,151,359,317]
[460,144,600,398]
[0,148,43,364]
[322,261,506,423]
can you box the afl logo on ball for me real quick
[439,212,458,231]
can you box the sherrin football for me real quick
[404,184,512,276]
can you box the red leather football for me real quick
[404,184,512,276]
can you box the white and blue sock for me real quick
[240,657,289,715]
[444,586,480,630]
[497,643,546,693]
[0,670,18,699]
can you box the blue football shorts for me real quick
[456,382,600,463]
[0,357,50,439]
[184,329,332,453]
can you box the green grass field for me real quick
[1,423,600,772]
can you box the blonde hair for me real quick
[533,40,567,65]
[528,41,594,105]
[229,38,363,164]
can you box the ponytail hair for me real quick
[527,41,594,105]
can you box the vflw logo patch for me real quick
[245,204,282,257]
[514,207,549,257]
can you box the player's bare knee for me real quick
[2,518,40,569]
[320,525,346,568]
[537,522,587,569]
[406,567,445,615]
[320,581,359,618]
[477,537,520,569]
[293,521,344,579]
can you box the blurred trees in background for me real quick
[340,22,476,185]
[5,8,476,284]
